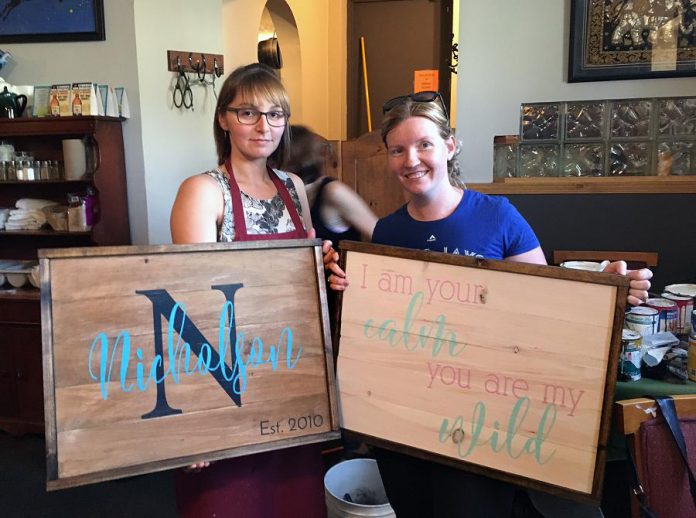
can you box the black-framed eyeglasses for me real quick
[224,107,288,127]
[382,91,449,122]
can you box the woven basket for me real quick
[43,205,68,231]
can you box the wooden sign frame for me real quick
[335,241,629,503]
[41,240,339,490]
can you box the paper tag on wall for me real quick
[414,69,438,93]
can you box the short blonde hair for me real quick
[381,99,463,188]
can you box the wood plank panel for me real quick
[42,241,339,489]
[336,243,628,502]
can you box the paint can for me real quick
[688,335,696,383]
[625,306,659,336]
[620,329,642,382]
[645,298,678,333]
[661,292,694,336]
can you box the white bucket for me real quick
[324,459,396,518]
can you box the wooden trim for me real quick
[0,116,123,137]
[38,239,323,259]
[339,240,630,288]
[614,395,696,435]
[40,257,59,482]
[468,177,696,195]
[342,430,602,504]
[592,283,626,496]
[314,246,340,431]
[48,430,340,491]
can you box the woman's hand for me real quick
[602,261,652,306]
[306,231,347,290]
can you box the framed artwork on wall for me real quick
[569,0,696,82]
[0,0,105,43]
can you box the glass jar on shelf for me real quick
[39,160,51,180]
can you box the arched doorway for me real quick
[259,0,302,121]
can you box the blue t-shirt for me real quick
[372,190,540,260]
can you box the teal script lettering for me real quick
[88,299,302,411]
[363,291,463,358]
[438,397,557,465]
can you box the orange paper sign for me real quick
[414,69,439,93]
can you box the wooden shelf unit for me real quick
[0,116,131,435]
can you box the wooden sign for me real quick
[41,240,339,490]
[336,242,629,503]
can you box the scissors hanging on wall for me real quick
[173,59,194,110]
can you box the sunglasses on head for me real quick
[382,91,449,121]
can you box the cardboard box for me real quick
[49,84,71,117]
[71,82,100,116]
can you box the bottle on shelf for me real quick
[49,93,60,116]
[67,193,90,232]
[72,88,82,116]
[84,186,99,226]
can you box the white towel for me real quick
[15,198,58,210]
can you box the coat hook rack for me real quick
[167,50,224,76]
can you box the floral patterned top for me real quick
[204,168,304,242]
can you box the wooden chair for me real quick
[553,250,658,270]
[614,395,696,518]
[340,131,407,218]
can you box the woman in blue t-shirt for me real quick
[329,92,652,518]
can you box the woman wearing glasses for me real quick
[171,63,332,518]
[329,91,652,517]
[172,63,312,243]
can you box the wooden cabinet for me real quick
[0,293,43,434]
[0,116,130,434]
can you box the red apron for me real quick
[176,163,325,518]
[226,160,307,241]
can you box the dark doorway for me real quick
[347,0,454,138]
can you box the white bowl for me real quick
[29,266,40,288]
[560,260,602,271]
[6,272,27,288]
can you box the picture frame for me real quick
[569,0,696,82]
[0,0,105,43]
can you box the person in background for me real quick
[284,124,377,245]
[328,91,652,518]
[170,62,337,518]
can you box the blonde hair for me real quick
[381,99,464,188]
[214,63,291,166]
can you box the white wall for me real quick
[456,0,696,183]
[132,0,223,244]
[3,0,148,244]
